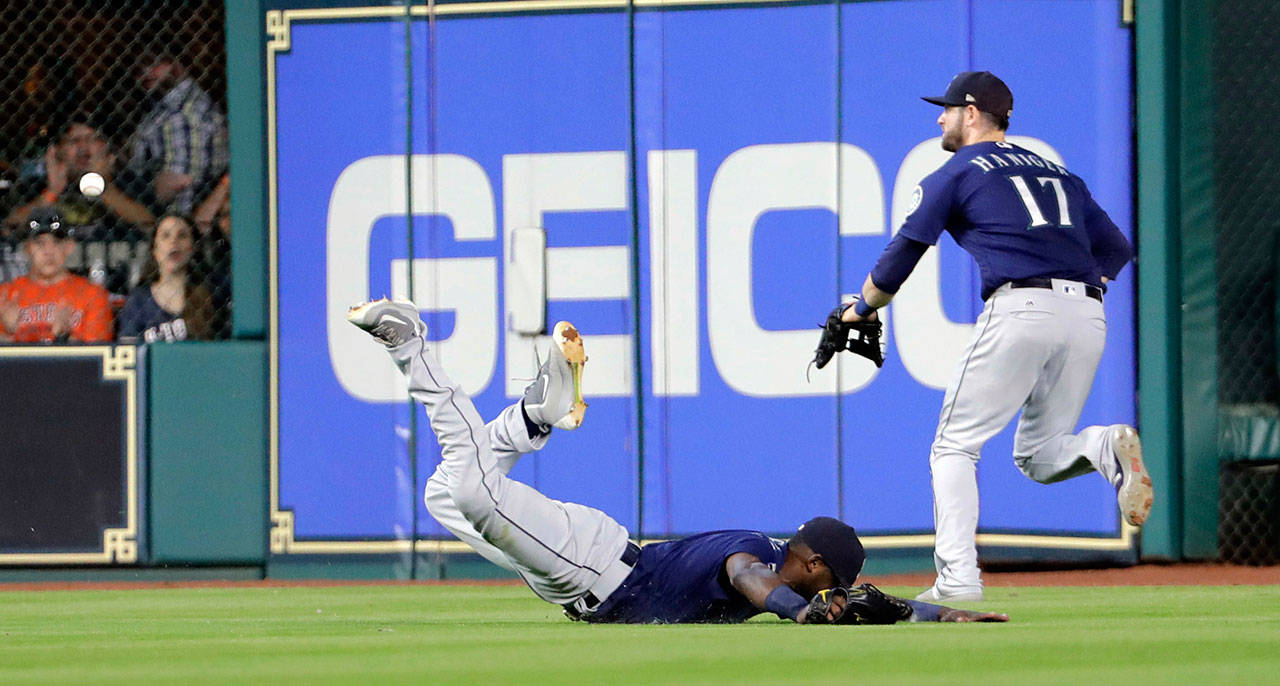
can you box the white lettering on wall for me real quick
[502,152,633,397]
[648,149,700,397]
[326,154,496,400]
[705,142,885,397]
[322,138,1066,401]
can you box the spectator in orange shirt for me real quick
[0,208,112,343]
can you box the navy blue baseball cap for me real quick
[792,516,865,587]
[922,71,1013,119]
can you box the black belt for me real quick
[1009,278,1103,302]
[570,541,641,613]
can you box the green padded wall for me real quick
[147,342,268,564]
[227,0,268,339]
[1135,0,1183,560]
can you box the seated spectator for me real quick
[0,208,112,343]
[128,51,228,215]
[4,116,155,306]
[117,214,215,342]
[5,115,155,237]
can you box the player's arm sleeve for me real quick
[895,169,958,246]
[1082,190,1133,280]
[75,288,114,343]
[906,599,942,621]
[903,596,1009,623]
[868,234,931,294]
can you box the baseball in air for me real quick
[79,172,105,197]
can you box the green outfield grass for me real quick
[0,584,1277,684]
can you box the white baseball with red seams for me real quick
[78,172,105,197]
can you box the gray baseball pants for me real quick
[387,334,633,608]
[928,280,1124,596]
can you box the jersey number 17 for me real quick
[1008,175,1072,228]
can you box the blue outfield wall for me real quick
[260,0,1137,567]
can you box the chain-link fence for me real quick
[1214,0,1280,408]
[0,0,229,344]
[1219,461,1280,565]
[1214,0,1280,563]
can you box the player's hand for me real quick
[796,593,846,623]
[840,304,879,324]
[796,587,846,624]
[811,301,885,372]
[823,590,847,622]
[937,607,1009,623]
[44,146,69,196]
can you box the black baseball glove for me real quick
[811,301,884,372]
[802,583,915,625]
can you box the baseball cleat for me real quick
[915,586,984,603]
[522,321,588,431]
[346,298,426,347]
[1111,425,1153,527]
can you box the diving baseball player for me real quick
[348,298,1007,624]
[823,71,1153,602]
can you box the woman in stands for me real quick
[117,213,214,342]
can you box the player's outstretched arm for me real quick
[906,596,1009,623]
[820,586,1008,624]
[724,552,824,623]
[939,607,1009,622]
[841,235,931,323]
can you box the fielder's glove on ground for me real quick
[811,301,885,371]
[802,584,915,625]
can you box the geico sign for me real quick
[325,139,1062,402]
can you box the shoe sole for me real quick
[552,321,587,430]
[345,299,386,327]
[1113,425,1153,527]
[346,298,416,328]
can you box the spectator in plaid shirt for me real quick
[127,51,228,214]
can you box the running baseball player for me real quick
[822,71,1152,602]
[348,298,1007,624]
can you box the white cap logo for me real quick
[965,93,976,103]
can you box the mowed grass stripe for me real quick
[0,585,1276,685]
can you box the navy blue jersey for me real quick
[117,287,192,342]
[588,530,787,624]
[898,141,1132,299]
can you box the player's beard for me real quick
[940,120,963,153]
